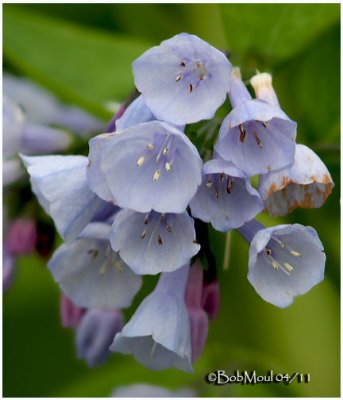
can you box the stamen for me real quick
[239,124,246,143]
[166,225,172,233]
[163,147,169,155]
[180,62,186,67]
[272,260,280,270]
[261,121,267,128]
[284,262,294,272]
[165,162,171,172]
[220,173,225,182]
[146,143,154,151]
[160,214,165,222]
[137,156,145,167]
[153,170,161,181]
[253,131,263,148]
[144,218,149,225]
[272,237,286,248]
[226,179,233,193]
[150,342,157,357]
[188,84,193,93]
[158,235,163,245]
[206,180,213,188]
[265,248,272,256]
[215,189,219,198]
[290,250,302,257]
[175,75,181,82]
[99,265,107,276]
[141,230,146,239]
[88,249,99,260]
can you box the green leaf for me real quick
[220,4,339,68]
[3,5,153,118]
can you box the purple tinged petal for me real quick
[189,158,263,231]
[76,309,124,367]
[21,154,105,242]
[259,144,334,217]
[5,218,37,255]
[110,265,193,372]
[202,280,220,321]
[48,223,142,309]
[88,121,202,213]
[60,294,86,329]
[20,123,72,154]
[185,261,208,362]
[3,247,16,293]
[215,99,297,176]
[133,33,232,125]
[110,209,200,275]
[115,95,155,131]
[240,220,325,308]
[3,159,24,187]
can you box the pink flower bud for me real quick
[5,218,37,255]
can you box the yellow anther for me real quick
[165,162,171,172]
[284,262,294,272]
[146,143,154,151]
[290,250,302,257]
[153,170,161,181]
[137,156,145,167]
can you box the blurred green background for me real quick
[3,3,340,397]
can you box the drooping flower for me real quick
[115,95,155,131]
[4,74,104,136]
[214,68,297,176]
[133,33,232,125]
[109,209,200,275]
[60,294,86,329]
[48,222,142,309]
[185,260,208,362]
[189,158,264,231]
[76,308,124,367]
[3,97,71,186]
[258,144,334,217]
[87,121,202,213]
[21,154,107,242]
[110,265,193,372]
[238,219,325,308]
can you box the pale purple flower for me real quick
[76,308,124,367]
[87,121,202,213]
[60,294,86,329]
[215,68,297,176]
[133,33,232,125]
[189,158,264,231]
[115,95,155,131]
[4,74,104,136]
[21,154,106,242]
[239,219,325,308]
[110,265,192,372]
[109,209,200,275]
[258,144,334,217]
[48,222,142,309]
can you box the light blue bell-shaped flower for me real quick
[48,222,142,309]
[133,33,232,125]
[110,265,193,372]
[239,219,325,308]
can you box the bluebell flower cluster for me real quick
[20,33,333,371]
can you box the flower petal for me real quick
[110,209,200,275]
